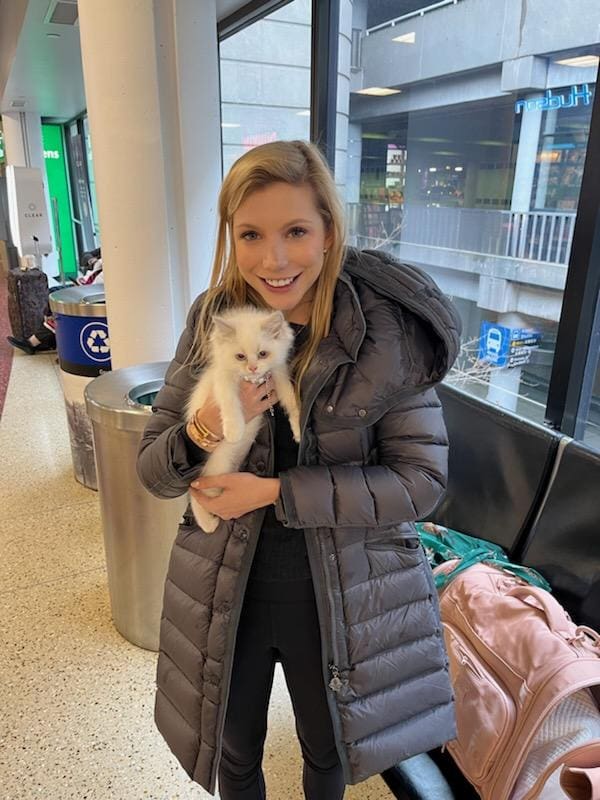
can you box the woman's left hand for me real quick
[190,473,281,520]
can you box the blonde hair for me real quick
[179,139,347,403]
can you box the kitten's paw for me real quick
[191,499,220,533]
[201,515,220,533]
[222,420,245,443]
[291,418,301,443]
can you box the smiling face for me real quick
[232,182,333,324]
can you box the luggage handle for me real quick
[505,585,573,638]
[560,745,600,800]
[560,766,600,800]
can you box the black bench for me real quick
[382,383,600,799]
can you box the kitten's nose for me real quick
[248,364,258,372]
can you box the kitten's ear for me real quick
[261,310,286,338]
[212,316,236,338]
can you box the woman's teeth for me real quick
[263,275,297,287]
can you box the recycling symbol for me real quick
[80,321,111,363]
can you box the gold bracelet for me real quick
[186,421,219,451]
[193,410,222,442]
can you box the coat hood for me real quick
[341,246,462,386]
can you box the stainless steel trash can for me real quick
[85,362,187,651]
[49,285,111,490]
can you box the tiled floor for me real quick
[1,349,393,799]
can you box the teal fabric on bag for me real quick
[415,522,552,592]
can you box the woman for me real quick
[136,139,461,799]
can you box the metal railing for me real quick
[348,204,576,266]
[366,0,463,35]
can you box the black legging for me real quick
[218,578,345,799]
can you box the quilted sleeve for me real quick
[136,294,210,499]
[274,387,448,528]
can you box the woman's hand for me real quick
[190,473,281,520]
[192,375,278,438]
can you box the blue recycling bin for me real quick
[49,286,111,489]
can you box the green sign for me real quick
[42,124,77,278]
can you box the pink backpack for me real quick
[436,561,600,800]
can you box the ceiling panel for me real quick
[0,0,255,120]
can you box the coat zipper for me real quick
[297,357,354,783]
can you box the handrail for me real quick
[347,204,577,266]
[366,0,462,35]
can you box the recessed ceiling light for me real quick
[356,87,402,96]
[392,32,416,44]
[555,55,599,68]
[296,110,310,116]
[221,123,240,128]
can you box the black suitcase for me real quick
[7,267,49,339]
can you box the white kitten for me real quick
[185,306,301,533]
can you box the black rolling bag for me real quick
[7,267,49,339]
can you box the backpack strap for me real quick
[505,585,572,638]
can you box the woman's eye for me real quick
[258,351,268,359]
[290,227,307,238]
[235,353,246,360]
[240,231,258,241]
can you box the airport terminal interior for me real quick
[2,0,600,798]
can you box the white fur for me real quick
[185,307,301,533]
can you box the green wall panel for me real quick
[42,124,77,278]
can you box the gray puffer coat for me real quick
[136,246,462,795]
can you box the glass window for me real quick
[65,119,97,255]
[83,116,101,247]
[219,0,312,175]
[337,0,599,431]
[583,300,600,448]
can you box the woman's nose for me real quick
[262,241,289,270]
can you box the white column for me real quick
[533,109,558,209]
[345,122,363,245]
[2,111,59,278]
[335,0,353,195]
[511,96,543,213]
[77,0,222,369]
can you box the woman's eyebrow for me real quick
[234,218,313,230]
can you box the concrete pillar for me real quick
[511,95,543,213]
[534,109,558,210]
[486,312,527,412]
[345,122,363,245]
[335,0,353,195]
[2,111,59,277]
[77,0,222,369]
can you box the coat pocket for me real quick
[364,530,423,578]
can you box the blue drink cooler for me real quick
[49,286,111,489]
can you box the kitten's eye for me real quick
[258,350,268,359]
[235,353,246,361]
